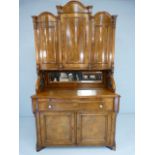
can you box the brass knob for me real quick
[99,104,103,109]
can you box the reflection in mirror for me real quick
[48,71,102,82]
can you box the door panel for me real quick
[91,13,113,69]
[77,112,112,145]
[60,14,91,69]
[34,13,58,68]
[40,112,75,145]
[94,26,109,64]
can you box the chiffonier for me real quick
[31,0,120,152]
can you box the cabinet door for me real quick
[60,14,91,69]
[40,112,75,145]
[91,13,114,69]
[77,112,113,145]
[33,12,59,69]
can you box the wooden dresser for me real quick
[31,0,120,151]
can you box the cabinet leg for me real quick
[36,144,45,152]
[106,142,116,151]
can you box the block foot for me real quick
[106,142,116,151]
[36,145,45,152]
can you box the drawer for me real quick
[37,98,114,112]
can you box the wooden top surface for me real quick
[31,88,119,99]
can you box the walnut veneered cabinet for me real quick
[31,1,120,152]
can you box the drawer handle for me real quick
[48,105,53,109]
[99,104,103,109]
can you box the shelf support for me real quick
[107,66,116,92]
[35,65,45,93]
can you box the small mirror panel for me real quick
[48,71,102,83]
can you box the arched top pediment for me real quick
[32,12,57,22]
[56,0,92,14]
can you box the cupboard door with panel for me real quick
[60,14,91,69]
[77,111,114,146]
[91,13,115,69]
[33,12,59,69]
[40,112,75,146]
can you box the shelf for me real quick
[32,88,119,99]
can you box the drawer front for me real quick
[37,98,114,112]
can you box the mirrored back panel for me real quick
[47,71,103,83]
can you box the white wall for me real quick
[19,0,135,116]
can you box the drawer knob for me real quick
[48,105,52,109]
[99,104,103,109]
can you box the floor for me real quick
[19,114,134,155]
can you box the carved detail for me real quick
[35,65,45,93]
[106,67,116,92]
[35,65,40,93]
